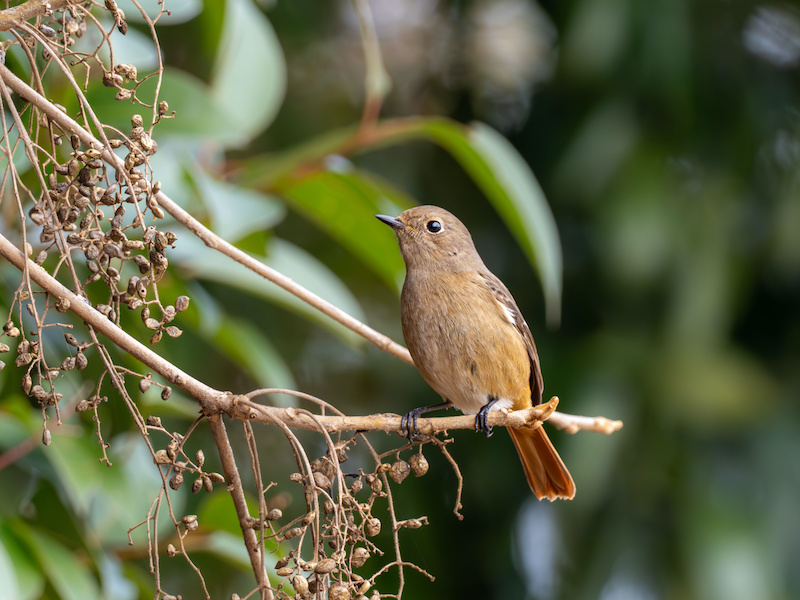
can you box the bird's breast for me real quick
[401,272,531,413]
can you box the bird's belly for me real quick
[406,310,530,414]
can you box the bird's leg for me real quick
[401,401,453,442]
[476,396,500,437]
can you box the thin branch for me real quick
[0,0,74,32]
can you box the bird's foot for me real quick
[475,397,499,437]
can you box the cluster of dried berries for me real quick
[263,444,430,600]
[148,416,226,496]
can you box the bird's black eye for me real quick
[426,220,442,233]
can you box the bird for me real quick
[376,205,575,500]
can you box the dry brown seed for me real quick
[75,352,88,370]
[131,114,143,128]
[115,89,132,101]
[409,453,429,477]
[276,566,294,577]
[191,478,203,494]
[31,385,47,401]
[60,356,76,371]
[389,460,411,484]
[328,584,351,600]
[145,415,161,427]
[166,325,183,338]
[267,508,282,520]
[350,479,363,495]
[169,473,183,490]
[161,386,171,400]
[75,399,89,412]
[15,353,33,367]
[166,543,176,557]
[158,100,169,115]
[35,250,47,265]
[369,478,383,495]
[55,297,70,313]
[0,343,8,353]
[275,557,289,570]
[313,472,331,490]
[139,378,151,393]
[144,318,160,330]
[314,558,337,574]
[154,449,170,464]
[208,472,225,483]
[21,374,32,394]
[42,429,52,446]
[283,527,302,540]
[365,518,381,537]
[203,475,213,493]
[351,547,369,568]
[292,574,309,595]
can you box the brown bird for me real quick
[376,205,575,500]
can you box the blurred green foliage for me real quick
[2,0,800,599]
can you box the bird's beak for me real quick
[375,214,405,230]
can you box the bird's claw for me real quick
[475,404,494,437]
[401,408,424,442]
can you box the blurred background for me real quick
[2,0,799,598]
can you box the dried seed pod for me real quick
[292,574,309,596]
[160,386,171,400]
[169,472,184,490]
[166,543,176,557]
[35,250,47,265]
[42,429,52,446]
[75,352,88,369]
[131,114,143,128]
[154,449,170,464]
[191,478,203,494]
[103,71,124,87]
[208,472,225,483]
[203,475,212,493]
[75,399,89,412]
[409,453,429,477]
[31,385,48,401]
[165,326,182,339]
[313,472,332,490]
[351,547,370,568]
[389,460,410,484]
[315,558,337,574]
[266,508,282,521]
[144,318,160,330]
[115,88,132,101]
[55,297,70,313]
[21,374,32,394]
[276,566,294,577]
[182,514,198,531]
[60,356,76,371]
[0,343,8,353]
[364,518,381,537]
[283,527,302,540]
[139,378,151,393]
[15,353,33,367]
[350,479,363,494]
[328,584,351,600]
[145,415,161,427]
[369,477,383,495]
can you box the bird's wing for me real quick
[480,272,544,405]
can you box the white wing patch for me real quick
[501,302,517,326]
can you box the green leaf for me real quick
[210,0,287,145]
[465,122,563,324]
[276,165,412,289]
[83,68,237,140]
[15,526,101,600]
[246,117,563,320]
[193,168,286,243]
[173,235,365,344]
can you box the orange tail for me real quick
[508,426,576,500]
